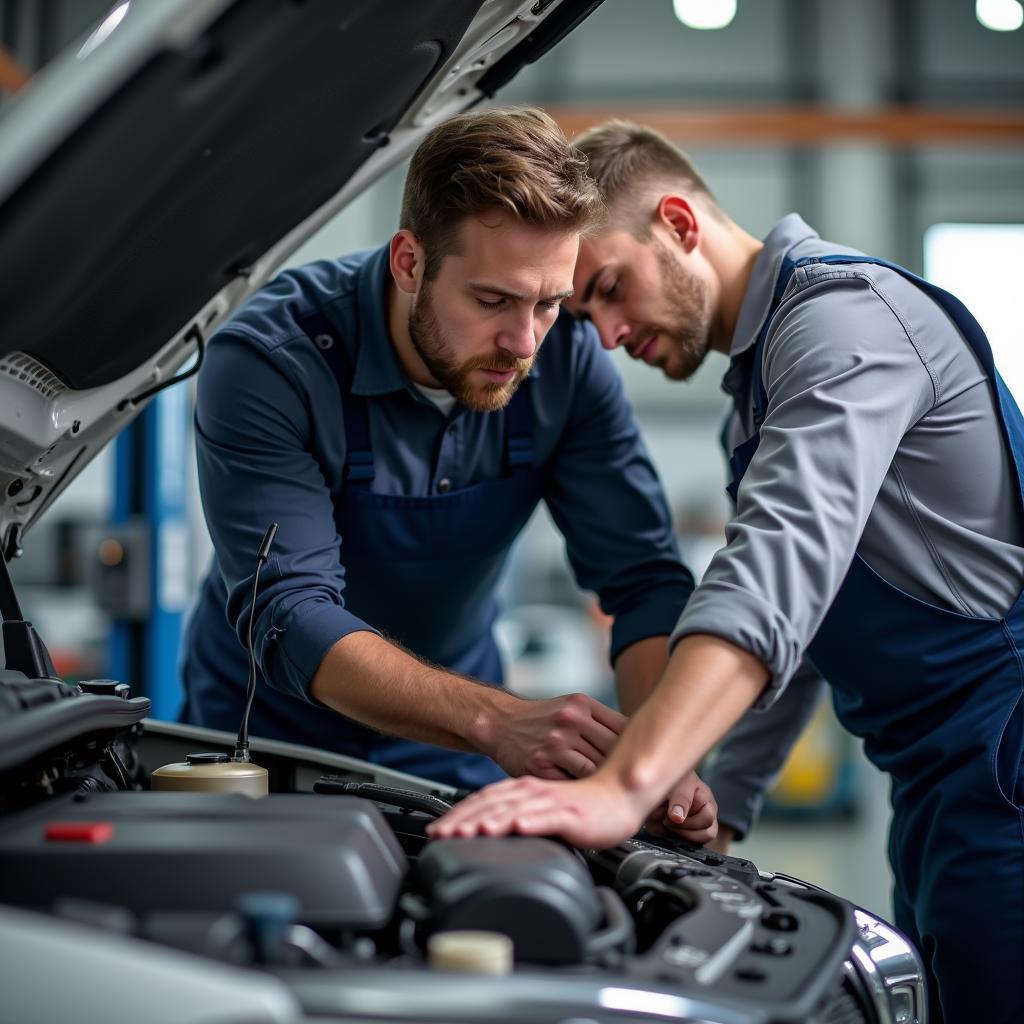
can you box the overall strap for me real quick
[749,254,799,430]
[296,311,375,487]
[753,252,1002,423]
[799,254,996,373]
[504,377,535,475]
[792,254,1024,501]
[722,251,803,502]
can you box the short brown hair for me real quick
[401,107,603,279]
[573,120,722,236]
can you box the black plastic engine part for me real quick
[582,838,857,1022]
[0,670,150,774]
[409,837,630,966]
[0,792,406,927]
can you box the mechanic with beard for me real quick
[180,108,716,837]
[432,121,1024,1024]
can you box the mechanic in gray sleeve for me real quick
[433,120,1024,1024]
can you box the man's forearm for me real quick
[309,630,517,755]
[605,633,770,806]
[614,634,671,715]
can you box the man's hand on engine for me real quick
[481,693,626,780]
[428,772,647,849]
[642,770,719,845]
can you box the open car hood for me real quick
[0,0,605,557]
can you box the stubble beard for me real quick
[649,238,713,382]
[408,284,532,412]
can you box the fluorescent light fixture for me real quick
[976,0,1023,31]
[924,223,1024,404]
[673,0,737,31]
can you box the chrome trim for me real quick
[846,908,928,1024]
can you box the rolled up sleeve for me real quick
[543,321,695,661]
[670,271,934,704]
[195,329,379,703]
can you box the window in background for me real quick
[924,223,1024,403]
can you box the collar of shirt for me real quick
[339,244,412,398]
[339,244,543,404]
[728,213,820,360]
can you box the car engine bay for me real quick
[0,671,925,1024]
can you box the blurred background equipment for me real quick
[764,701,858,820]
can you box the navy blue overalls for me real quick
[183,308,544,790]
[727,254,1024,1023]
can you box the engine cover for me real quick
[0,792,406,928]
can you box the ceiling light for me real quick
[673,0,737,31]
[976,0,1023,31]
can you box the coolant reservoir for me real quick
[151,752,268,797]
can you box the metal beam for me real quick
[548,104,1024,146]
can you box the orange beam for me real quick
[0,46,29,94]
[548,104,1024,146]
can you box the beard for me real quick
[408,285,533,412]
[644,238,713,381]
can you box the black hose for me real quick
[313,777,454,818]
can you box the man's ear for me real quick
[390,229,424,295]
[655,195,699,254]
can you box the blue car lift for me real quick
[107,386,191,721]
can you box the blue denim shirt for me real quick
[192,245,694,704]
